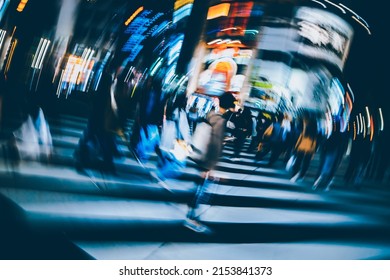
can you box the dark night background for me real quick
[343,1,388,112]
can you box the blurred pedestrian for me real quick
[254,114,273,161]
[290,116,317,182]
[129,70,166,163]
[344,129,372,188]
[313,117,346,191]
[75,63,122,174]
[157,91,191,179]
[267,113,290,166]
[230,106,252,161]
[185,91,237,233]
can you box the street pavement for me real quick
[1,113,390,260]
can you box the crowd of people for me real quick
[2,60,388,233]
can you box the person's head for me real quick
[218,92,237,113]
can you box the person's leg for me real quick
[248,134,259,152]
[299,153,313,178]
[255,142,271,160]
[232,130,245,158]
[99,132,116,174]
[187,171,208,220]
[185,171,212,233]
[75,127,92,169]
[313,154,333,190]
[291,152,303,178]
[268,142,283,166]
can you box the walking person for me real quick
[267,113,290,166]
[290,116,318,182]
[129,71,166,163]
[254,114,273,161]
[230,106,253,161]
[312,117,347,191]
[160,92,191,152]
[157,92,191,179]
[343,130,372,188]
[75,63,122,174]
[185,91,237,233]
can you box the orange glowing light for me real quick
[174,0,194,11]
[207,3,230,20]
[125,6,144,26]
[16,0,28,12]
[370,115,374,141]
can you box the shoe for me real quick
[184,218,212,234]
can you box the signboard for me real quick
[294,7,353,70]
[121,9,165,62]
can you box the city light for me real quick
[379,108,384,131]
[311,0,326,9]
[124,6,144,26]
[4,39,17,74]
[207,3,230,20]
[324,0,346,14]
[31,38,51,69]
[0,29,6,50]
[352,16,372,35]
[16,0,28,12]
[0,0,388,267]
[365,106,371,128]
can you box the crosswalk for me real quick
[1,113,390,260]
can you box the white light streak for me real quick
[365,106,371,128]
[0,30,6,49]
[311,0,326,9]
[32,38,51,69]
[216,39,231,44]
[346,83,355,102]
[324,0,346,13]
[150,57,163,76]
[379,108,384,131]
[352,16,371,35]
[339,3,370,27]
[359,113,363,134]
[229,40,242,44]
[207,39,222,45]
[356,115,360,135]
[221,27,237,32]
[31,38,44,68]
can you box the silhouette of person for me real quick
[185,92,237,233]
